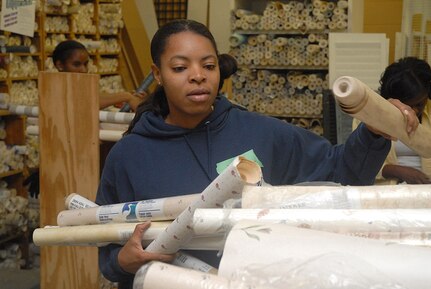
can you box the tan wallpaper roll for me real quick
[332,76,431,157]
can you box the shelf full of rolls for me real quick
[229,0,350,136]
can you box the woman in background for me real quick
[52,40,145,111]
[377,57,431,184]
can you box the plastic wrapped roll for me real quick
[242,184,431,209]
[134,262,237,289]
[218,220,431,289]
[333,76,431,157]
[57,193,200,226]
[229,33,246,48]
[192,208,431,236]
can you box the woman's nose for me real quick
[190,67,206,83]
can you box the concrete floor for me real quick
[0,268,40,289]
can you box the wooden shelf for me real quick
[0,169,23,178]
[0,109,11,116]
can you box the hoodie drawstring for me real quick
[183,120,212,182]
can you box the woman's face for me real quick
[56,49,89,73]
[152,31,220,128]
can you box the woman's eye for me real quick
[173,67,186,72]
[205,64,216,70]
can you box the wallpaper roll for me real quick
[332,76,431,157]
[218,220,431,289]
[99,129,123,141]
[241,184,431,209]
[145,156,262,254]
[192,208,431,235]
[99,110,135,124]
[58,193,200,226]
[25,125,125,142]
[33,222,224,249]
[8,104,39,117]
[65,193,98,210]
[133,262,231,289]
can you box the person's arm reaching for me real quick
[99,91,147,111]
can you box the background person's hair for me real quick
[125,20,238,135]
[52,40,87,65]
[379,57,431,102]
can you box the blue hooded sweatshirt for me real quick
[96,95,390,287]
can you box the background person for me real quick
[52,40,146,111]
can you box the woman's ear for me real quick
[55,60,64,72]
[151,63,162,86]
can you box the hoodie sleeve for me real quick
[271,121,390,185]
[338,122,391,184]
[98,244,134,283]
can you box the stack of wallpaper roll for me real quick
[0,243,25,269]
[0,183,28,237]
[76,37,101,54]
[71,3,97,34]
[99,38,120,54]
[9,55,39,78]
[231,68,324,117]
[99,75,125,94]
[25,135,39,168]
[230,34,328,67]
[44,34,67,53]
[44,16,69,33]
[99,3,123,35]
[231,0,348,32]
[98,58,119,73]
[9,104,134,142]
[0,142,25,173]
[8,80,38,106]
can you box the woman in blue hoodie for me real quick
[96,19,417,288]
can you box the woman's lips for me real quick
[187,89,210,102]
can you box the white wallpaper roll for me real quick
[25,125,125,142]
[241,184,431,209]
[8,104,39,116]
[145,157,262,254]
[58,193,200,226]
[99,111,135,124]
[333,76,431,158]
[33,222,224,249]
[133,262,230,289]
[192,208,431,235]
[218,220,431,289]
[65,193,98,210]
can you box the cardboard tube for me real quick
[332,76,431,157]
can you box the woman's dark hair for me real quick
[125,19,237,135]
[379,57,431,102]
[52,40,87,65]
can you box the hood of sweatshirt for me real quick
[131,95,236,138]
[130,96,238,181]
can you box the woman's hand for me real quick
[127,91,147,112]
[383,164,431,184]
[365,98,419,140]
[118,222,175,274]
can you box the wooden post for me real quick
[38,72,100,289]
